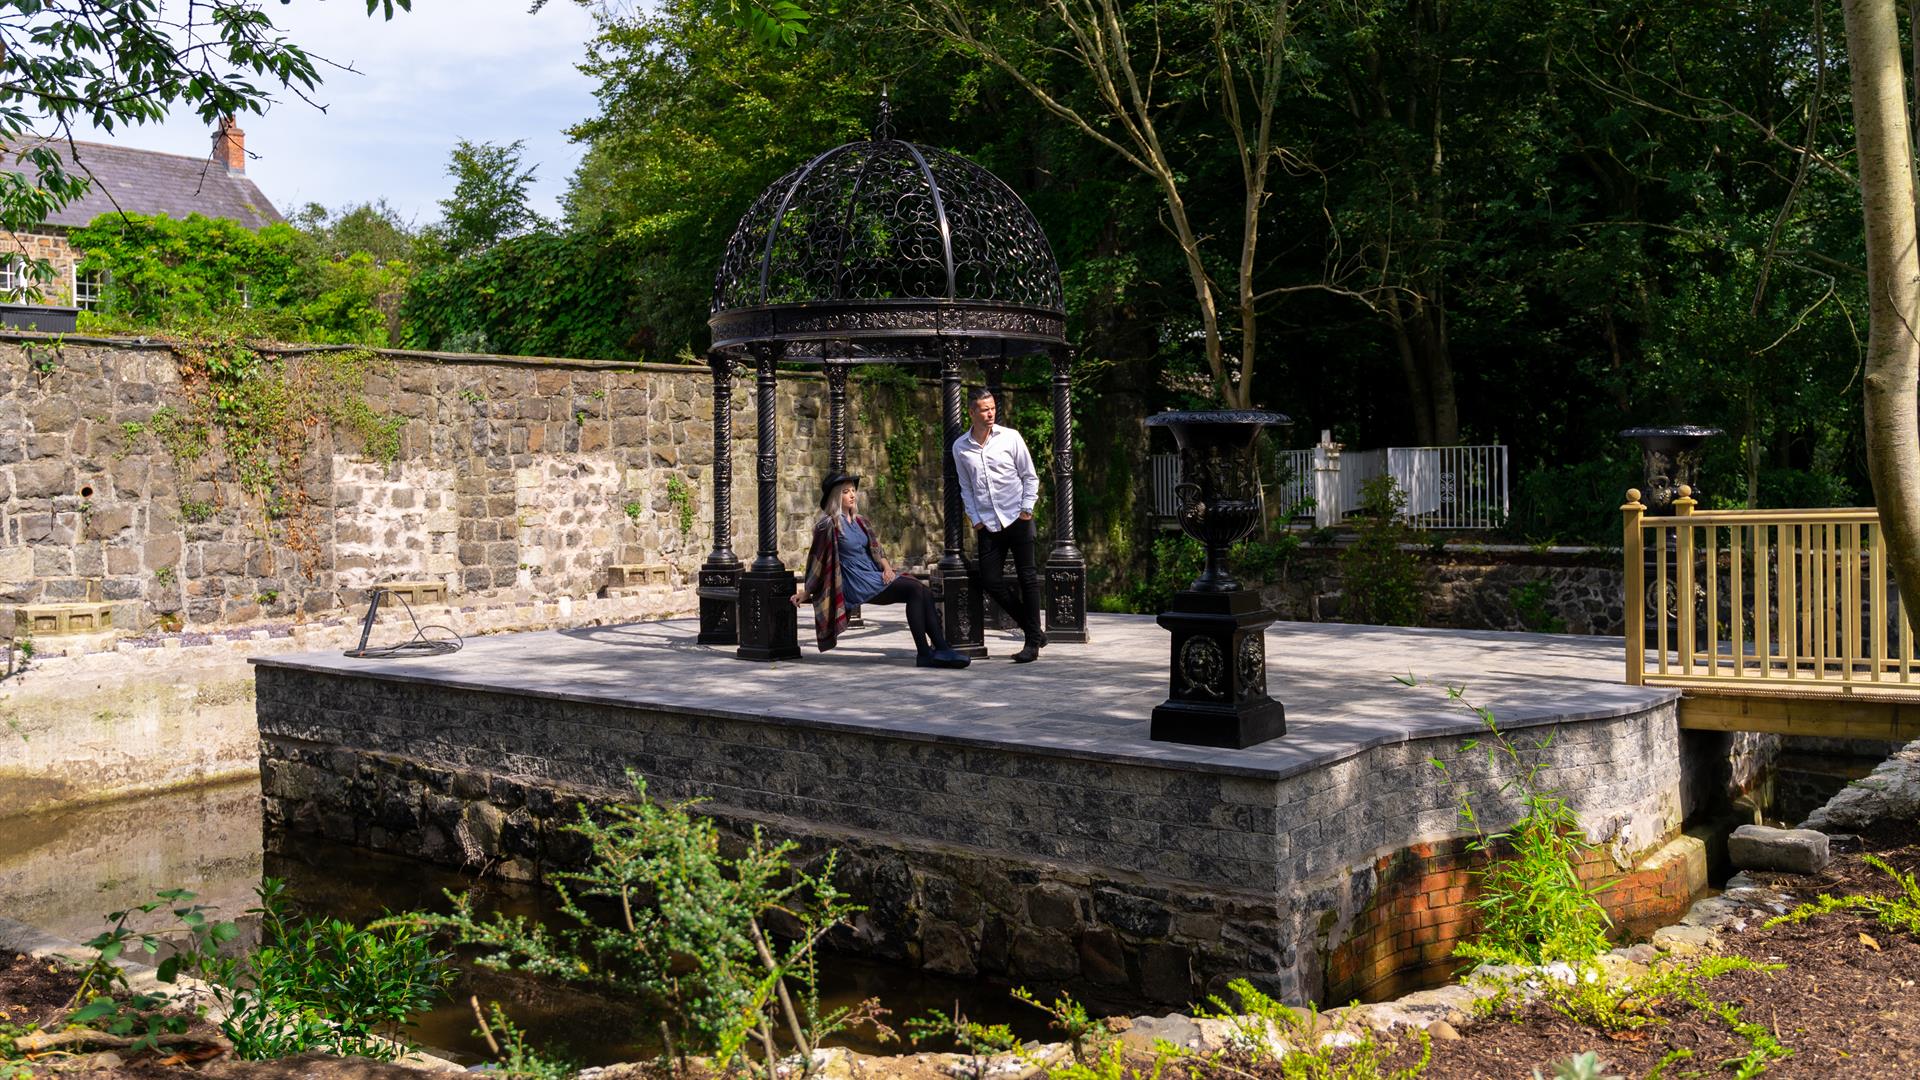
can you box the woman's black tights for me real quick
[866,575,949,655]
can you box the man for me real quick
[953,386,1047,662]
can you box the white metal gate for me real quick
[1150,443,1507,530]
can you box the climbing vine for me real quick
[665,474,696,535]
[126,317,404,571]
[857,366,929,508]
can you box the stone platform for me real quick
[255,615,1698,1008]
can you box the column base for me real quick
[1151,589,1285,748]
[1044,557,1090,644]
[696,562,742,646]
[736,567,801,662]
[936,559,989,658]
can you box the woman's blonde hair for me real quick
[817,480,856,530]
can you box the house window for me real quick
[74,267,107,311]
[0,258,27,300]
[237,278,251,309]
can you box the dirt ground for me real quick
[1375,822,1920,1079]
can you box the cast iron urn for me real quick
[1145,410,1290,748]
[1620,426,1721,514]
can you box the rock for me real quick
[1802,742,1920,833]
[1612,943,1660,965]
[1119,1014,1203,1053]
[1138,943,1194,1004]
[1728,824,1830,875]
[1426,1020,1461,1041]
[921,920,977,977]
[1651,924,1717,957]
[1077,929,1128,987]
[1027,882,1081,929]
[1390,983,1479,1023]
[1010,928,1078,981]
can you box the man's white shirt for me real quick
[952,424,1039,531]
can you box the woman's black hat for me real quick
[819,471,860,510]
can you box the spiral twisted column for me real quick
[696,351,743,645]
[939,339,985,655]
[1045,346,1088,642]
[736,342,799,660]
[826,357,850,473]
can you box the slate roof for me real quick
[2,138,283,230]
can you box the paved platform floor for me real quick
[258,613,1676,780]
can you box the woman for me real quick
[792,471,970,668]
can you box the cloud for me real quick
[71,0,603,224]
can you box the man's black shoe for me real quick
[918,648,972,669]
[1011,643,1040,663]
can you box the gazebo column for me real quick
[826,355,862,627]
[1045,346,1089,642]
[979,359,1017,632]
[696,351,743,645]
[737,343,801,661]
[938,340,987,656]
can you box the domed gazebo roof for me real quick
[708,113,1067,362]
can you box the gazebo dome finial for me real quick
[874,87,895,142]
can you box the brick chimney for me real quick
[212,117,246,175]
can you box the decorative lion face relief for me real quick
[1180,636,1226,699]
[1238,634,1266,697]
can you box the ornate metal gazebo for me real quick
[694,106,1088,660]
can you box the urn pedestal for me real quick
[1152,590,1285,747]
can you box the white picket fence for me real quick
[1152,442,1508,531]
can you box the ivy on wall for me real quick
[70,213,408,346]
[119,315,405,572]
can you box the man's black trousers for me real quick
[975,517,1044,643]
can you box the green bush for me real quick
[1422,683,1612,968]
[400,225,651,360]
[1338,477,1425,626]
[394,772,881,1076]
[71,880,450,1062]
[1510,460,1634,545]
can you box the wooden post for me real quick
[1624,488,1646,685]
[1676,485,1696,675]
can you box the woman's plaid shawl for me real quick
[803,513,884,652]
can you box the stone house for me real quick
[0,119,283,312]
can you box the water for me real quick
[0,779,1057,1066]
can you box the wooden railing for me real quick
[1624,487,1920,695]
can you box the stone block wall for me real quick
[255,662,1689,1009]
[0,335,951,635]
[1253,548,1627,634]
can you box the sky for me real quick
[72,1,606,228]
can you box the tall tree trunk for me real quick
[1388,301,1436,445]
[1844,0,1920,603]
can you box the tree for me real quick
[0,0,411,285]
[538,0,812,47]
[1839,0,1920,612]
[294,199,417,265]
[434,139,544,261]
[909,0,1311,409]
